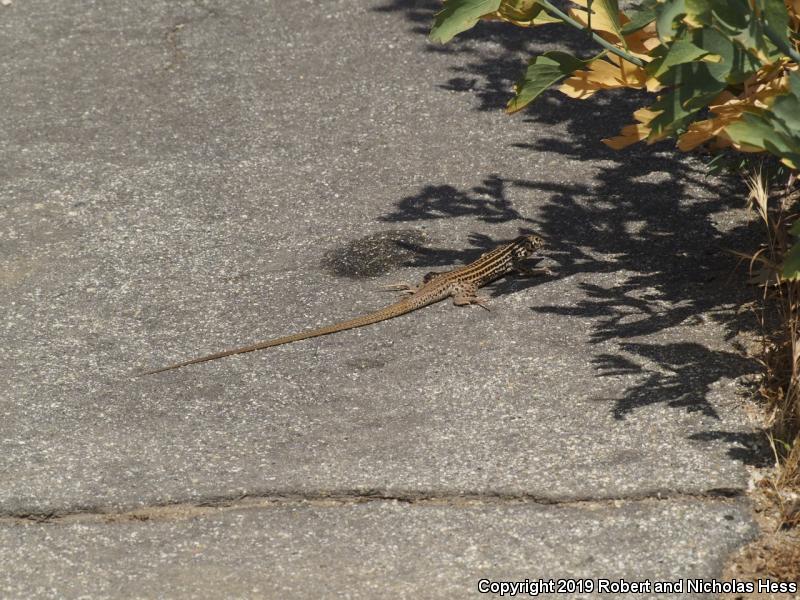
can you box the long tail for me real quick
[136,298,426,376]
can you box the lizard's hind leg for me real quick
[381,270,447,294]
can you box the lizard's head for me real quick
[512,234,545,259]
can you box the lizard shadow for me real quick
[375,0,769,467]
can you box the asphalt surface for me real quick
[0,0,769,598]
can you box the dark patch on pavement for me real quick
[321,229,426,278]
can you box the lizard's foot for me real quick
[379,282,418,294]
[515,266,553,277]
[453,293,491,311]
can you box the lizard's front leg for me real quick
[451,283,490,311]
[513,263,553,277]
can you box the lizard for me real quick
[137,234,547,376]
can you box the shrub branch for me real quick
[536,0,645,67]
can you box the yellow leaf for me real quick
[609,54,648,86]
[568,0,623,39]
[633,107,660,123]
[645,77,662,92]
[623,23,660,58]
[499,0,539,18]
[490,0,562,25]
[602,123,651,149]
[588,57,624,82]
[677,120,725,150]
[673,70,793,153]
[683,13,703,27]
[558,55,648,97]
[709,90,737,107]
[790,0,800,26]
[560,73,604,98]
[567,0,656,63]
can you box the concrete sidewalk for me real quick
[1,0,765,597]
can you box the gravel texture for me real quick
[0,0,767,597]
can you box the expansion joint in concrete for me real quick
[0,487,747,526]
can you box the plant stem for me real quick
[537,0,645,67]
[763,23,800,64]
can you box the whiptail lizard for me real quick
[138,234,546,376]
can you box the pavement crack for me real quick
[0,488,747,526]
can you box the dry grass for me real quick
[723,170,800,589]
[742,169,800,508]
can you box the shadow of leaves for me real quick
[376,0,601,111]
[594,342,756,420]
[373,0,766,466]
[381,174,534,223]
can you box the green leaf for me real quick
[528,10,562,25]
[430,0,502,44]
[770,73,800,133]
[736,13,770,56]
[648,60,727,133]
[647,37,709,79]
[507,51,592,114]
[620,0,656,34]
[648,95,695,135]
[711,0,775,59]
[591,0,627,48]
[725,112,800,169]
[655,0,686,42]
[684,0,712,24]
[763,140,800,170]
[760,0,789,36]
[694,28,733,81]
[655,51,726,98]
[724,112,780,149]
[781,242,800,280]
[790,70,800,97]
[711,0,750,33]
[696,27,761,84]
